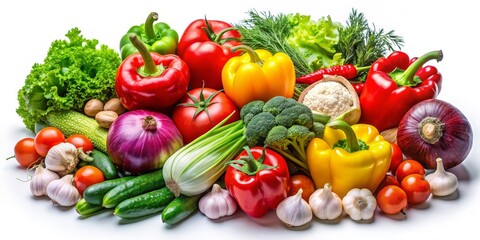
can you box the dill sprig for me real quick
[234,9,313,77]
[335,9,404,68]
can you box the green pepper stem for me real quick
[145,12,159,40]
[327,119,360,152]
[129,34,163,77]
[230,45,263,65]
[394,50,443,86]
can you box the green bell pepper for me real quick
[119,12,178,60]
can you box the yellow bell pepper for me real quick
[221,45,295,108]
[306,119,391,198]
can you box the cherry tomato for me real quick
[12,138,42,168]
[74,165,105,195]
[288,174,316,202]
[172,87,240,144]
[400,174,431,205]
[389,142,403,173]
[66,134,94,153]
[376,185,408,215]
[375,174,400,195]
[34,127,65,157]
[395,159,425,183]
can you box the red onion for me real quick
[397,99,473,170]
[107,109,183,174]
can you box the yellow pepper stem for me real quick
[230,45,264,65]
[327,119,361,152]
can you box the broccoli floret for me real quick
[244,112,276,147]
[264,124,315,171]
[262,96,298,116]
[312,122,326,138]
[286,125,315,158]
[275,103,314,129]
[241,96,320,172]
[264,125,289,150]
[240,100,265,126]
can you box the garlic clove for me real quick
[342,188,376,221]
[425,158,459,197]
[46,174,81,207]
[30,165,60,197]
[309,183,343,220]
[44,142,79,177]
[276,189,313,227]
[198,184,237,220]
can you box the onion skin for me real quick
[397,99,473,170]
[107,109,183,174]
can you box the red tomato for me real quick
[12,138,42,168]
[375,174,400,195]
[400,174,431,205]
[389,142,403,173]
[172,87,240,144]
[288,174,316,202]
[74,166,105,195]
[66,134,94,153]
[34,127,65,157]
[395,159,425,183]
[376,185,408,215]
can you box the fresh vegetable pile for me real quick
[7,9,474,228]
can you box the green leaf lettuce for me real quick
[287,13,344,71]
[16,27,121,131]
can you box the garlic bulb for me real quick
[44,142,79,177]
[309,183,343,220]
[425,158,458,196]
[30,165,59,197]
[46,174,81,207]
[342,188,376,221]
[198,184,237,219]
[276,189,312,227]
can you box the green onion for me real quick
[162,113,246,197]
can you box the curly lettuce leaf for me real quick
[287,13,344,71]
[16,27,121,131]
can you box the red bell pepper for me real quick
[115,34,190,113]
[359,50,443,132]
[225,146,290,218]
[177,17,241,90]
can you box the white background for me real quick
[1,0,478,239]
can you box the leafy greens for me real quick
[235,9,404,79]
[16,27,121,131]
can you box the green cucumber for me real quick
[76,198,106,218]
[45,110,108,153]
[161,194,202,225]
[114,187,175,219]
[102,169,165,208]
[90,149,118,179]
[83,176,135,205]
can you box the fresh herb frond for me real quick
[235,9,312,77]
[336,8,404,70]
